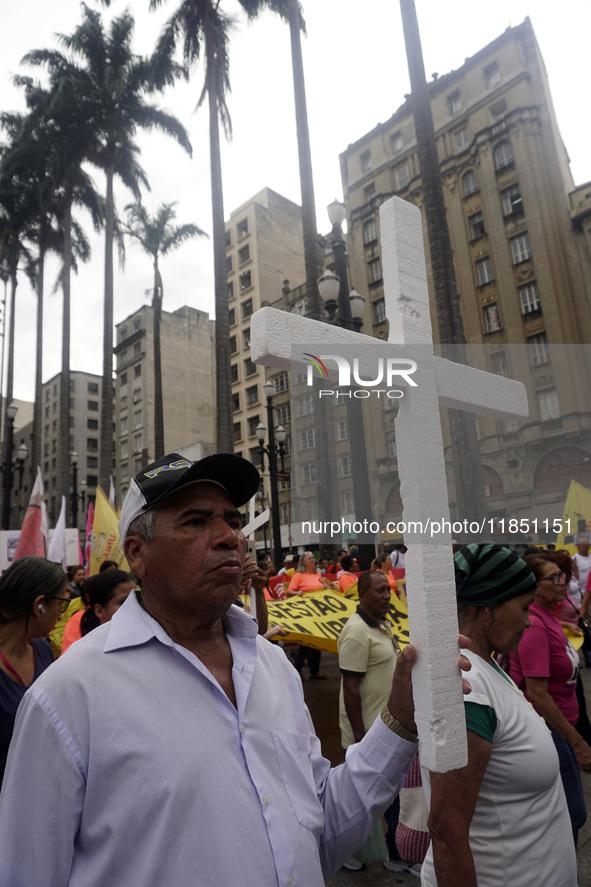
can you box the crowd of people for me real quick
[0,450,587,886]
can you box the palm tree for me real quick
[26,4,192,489]
[123,200,206,456]
[399,0,487,522]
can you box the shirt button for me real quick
[240,725,245,735]
[262,793,270,805]
[286,877,294,887]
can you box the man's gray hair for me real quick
[127,508,156,542]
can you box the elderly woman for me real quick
[373,553,398,591]
[509,554,590,847]
[422,544,576,887]
[0,557,69,787]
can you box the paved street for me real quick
[299,649,591,886]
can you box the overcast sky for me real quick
[1,0,589,404]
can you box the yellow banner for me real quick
[556,480,591,555]
[267,585,409,654]
[89,486,130,576]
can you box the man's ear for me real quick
[125,535,148,580]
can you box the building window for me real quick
[229,308,235,326]
[87,400,98,411]
[297,394,313,417]
[87,381,99,394]
[226,255,233,274]
[502,419,519,434]
[87,419,98,430]
[537,388,560,421]
[45,406,49,418]
[120,372,127,386]
[483,303,502,333]
[484,61,500,88]
[232,393,240,412]
[87,456,98,469]
[242,328,251,348]
[52,420,57,431]
[395,164,409,190]
[340,455,352,477]
[120,417,128,434]
[455,127,470,153]
[87,475,98,488]
[133,317,141,332]
[448,89,462,114]
[501,183,522,217]
[120,439,128,458]
[237,218,248,239]
[494,140,513,171]
[292,298,308,316]
[230,335,237,354]
[241,297,253,318]
[87,438,98,451]
[248,415,260,437]
[273,372,289,394]
[528,332,550,366]
[476,257,493,286]
[228,282,234,300]
[510,232,532,264]
[275,403,291,424]
[337,419,349,441]
[249,447,262,469]
[373,299,386,324]
[363,218,377,245]
[233,422,242,443]
[231,363,239,383]
[133,364,142,378]
[244,357,257,377]
[120,395,128,410]
[519,281,541,315]
[303,463,317,484]
[490,350,509,377]
[388,436,397,458]
[121,463,129,481]
[225,230,232,249]
[360,149,372,172]
[364,183,376,202]
[238,245,250,265]
[391,130,403,152]
[368,257,383,284]
[246,385,259,406]
[133,409,142,428]
[133,342,141,356]
[240,271,252,292]
[132,388,142,403]
[468,211,485,240]
[133,432,143,450]
[462,170,478,197]
[300,429,315,450]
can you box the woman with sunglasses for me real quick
[0,556,69,787]
[509,554,590,846]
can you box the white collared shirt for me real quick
[0,591,416,887]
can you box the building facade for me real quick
[114,304,216,507]
[338,18,591,541]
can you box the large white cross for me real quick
[250,196,528,771]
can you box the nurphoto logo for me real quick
[303,353,418,400]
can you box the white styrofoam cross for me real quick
[250,196,528,771]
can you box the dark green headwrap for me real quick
[454,543,537,606]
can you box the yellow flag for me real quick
[89,486,130,576]
[267,587,409,654]
[555,480,591,555]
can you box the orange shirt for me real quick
[338,572,357,593]
[61,610,85,654]
[287,572,325,594]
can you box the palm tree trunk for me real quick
[59,194,73,524]
[2,272,17,525]
[399,0,487,523]
[287,0,323,322]
[100,165,115,490]
[32,233,45,489]
[207,55,233,454]
[153,261,164,458]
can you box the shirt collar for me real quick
[356,604,386,629]
[104,589,258,653]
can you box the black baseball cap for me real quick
[118,453,260,540]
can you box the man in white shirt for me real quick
[573,534,591,605]
[0,453,459,887]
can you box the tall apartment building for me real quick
[227,188,306,535]
[114,304,216,506]
[40,371,105,529]
[338,18,591,537]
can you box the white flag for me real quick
[109,475,116,509]
[48,496,67,566]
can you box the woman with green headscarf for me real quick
[421,544,576,887]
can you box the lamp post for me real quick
[256,491,269,555]
[318,200,376,570]
[256,380,286,568]
[1,403,23,529]
[71,453,87,530]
